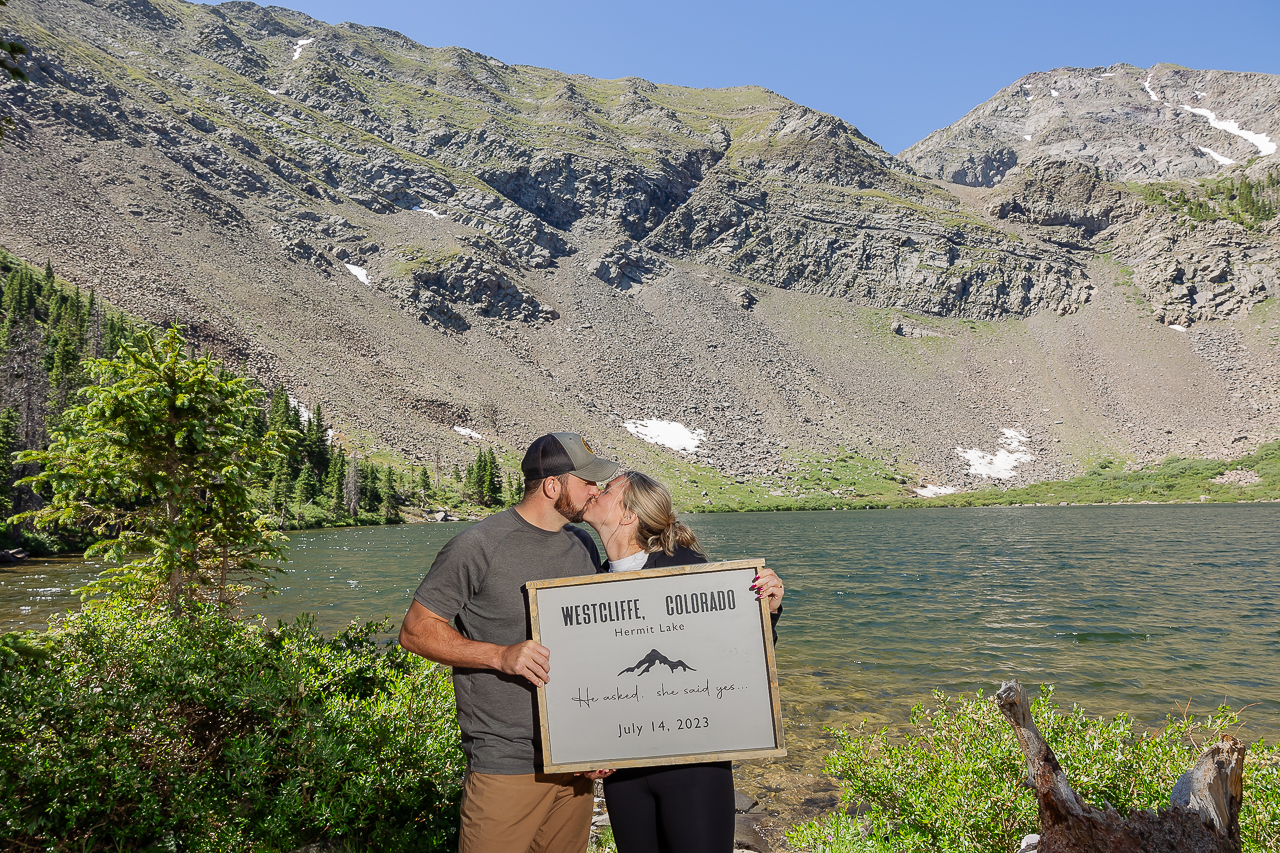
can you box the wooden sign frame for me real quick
[525,559,786,773]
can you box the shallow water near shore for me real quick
[4,504,1278,820]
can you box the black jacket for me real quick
[599,546,782,642]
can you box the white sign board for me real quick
[526,559,785,773]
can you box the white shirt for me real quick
[608,551,649,573]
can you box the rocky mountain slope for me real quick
[0,0,1276,496]
[901,63,1280,186]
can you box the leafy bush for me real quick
[0,601,464,852]
[787,687,1279,853]
[786,811,880,852]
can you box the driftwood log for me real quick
[996,680,1245,853]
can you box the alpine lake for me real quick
[4,504,1278,835]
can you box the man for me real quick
[400,432,619,853]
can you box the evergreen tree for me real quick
[417,466,432,506]
[266,385,288,430]
[380,466,401,523]
[303,403,330,477]
[360,462,382,512]
[463,460,477,504]
[265,386,302,480]
[0,406,18,516]
[14,327,288,612]
[486,448,503,507]
[325,452,347,516]
[293,465,321,506]
[269,467,290,528]
[244,387,268,446]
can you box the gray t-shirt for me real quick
[412,507,601,774]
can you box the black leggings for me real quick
[602,762,734,853]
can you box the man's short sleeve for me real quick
[413,530,487,621]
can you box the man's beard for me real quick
[555,487,588,523]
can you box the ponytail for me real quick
[620,471,705,557]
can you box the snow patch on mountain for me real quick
[1179,105,1276,156]
[624,419,705,452]
[1199,146,1235,166]
[956,429,1033,479]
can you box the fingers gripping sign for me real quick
[750,567,785,614]
[499,639,552,687]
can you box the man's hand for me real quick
[400,601,553,687]
[497,640,551,687]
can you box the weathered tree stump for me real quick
[995,680,1245,853]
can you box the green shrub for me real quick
[789,687,1278,853]
[0,601,464,852]
[786,811,882,852]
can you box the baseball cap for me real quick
[521,432,619,485]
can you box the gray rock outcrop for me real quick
[902,64,1280,185]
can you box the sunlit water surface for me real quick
[4,505,1278,761]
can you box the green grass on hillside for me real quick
[913,439,1280,508]
[648,449,911,513]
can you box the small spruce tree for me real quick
[293,465,321,506]
[380,465,402,523]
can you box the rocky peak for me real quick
[901,64,1280,186]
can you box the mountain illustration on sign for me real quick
[618,649,696,676]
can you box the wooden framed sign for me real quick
[525,559,786,773]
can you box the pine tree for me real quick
[293,465,321,505]
[475,449,492,506]
[269,467,290,528]
[325,452,347,516]
[244,387,268,446]
[380,465,401,523]
[0,406,18,515]
[305,403,330,477]
[265,386,303,480]
[361,462,382,512]
[15,327,288,612]
[417,465,432,505]
[486,448,503,507]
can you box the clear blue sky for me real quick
[241,0,1280,154]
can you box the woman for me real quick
[581,470,784,853]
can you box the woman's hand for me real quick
[751,568,784,614]
[580,768,615,780]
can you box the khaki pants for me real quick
[458,770,593,853]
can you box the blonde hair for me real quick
[619,471,705,557]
